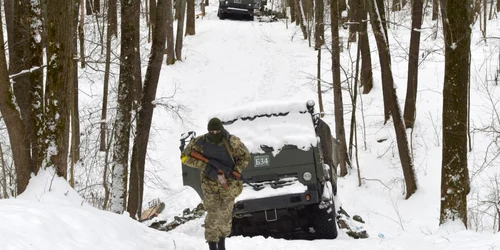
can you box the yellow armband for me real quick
[181,155,188,163]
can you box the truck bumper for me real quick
[233,191,320,218]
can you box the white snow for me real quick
[1,4,500,250]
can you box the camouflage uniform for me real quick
[181,129,250,243]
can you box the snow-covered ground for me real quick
[1,4,500,250]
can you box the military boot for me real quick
[218,237,225,250]
[208,241,217,250]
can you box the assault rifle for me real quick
[190,150,262,191]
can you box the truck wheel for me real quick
[312,204,338,239]
[219,12,226,20]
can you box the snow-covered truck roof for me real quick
[207,100,318,155]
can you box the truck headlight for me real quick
[303,172,312,181]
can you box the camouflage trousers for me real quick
[201,175,243,242]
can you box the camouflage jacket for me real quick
[181,130,251,176]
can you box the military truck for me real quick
[217,0,268,20]
[181,100,339,239]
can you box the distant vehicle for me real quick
[181,100,340,240]
[217,0,267,20]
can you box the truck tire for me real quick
[312,204,338,239]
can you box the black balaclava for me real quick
[207,117,223,144]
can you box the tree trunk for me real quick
[94,0,100,13]
[403,0,423,129]
[175,0,187,60]
[295,0,307,39]
[166,0,176,65]
[294,0,300,25]
[0,143,8,198]
[349,40,361,160]
[70,0,81,188]
[110,0,140,214]
[86,0,92,14]
[290,0,296,23]
[368,0,391,123]
[331,0,349,177]
[359,7,373,94]
[317,48,324,116]
[432,0,439,20]
[11,0,35,183]
[4,0,14,68]
[29,0,44,173]
[128,0,169,219]
[108,0,117,37]
[79,0,85,68]
[45,0,73,178]
[186,0,196,35]
[314,0,324,49]
[200,0,206,17]
[366,0,418,199]
[439,0,472,227]
[375,0,389,44]
[0,48,31,194]
[175,0,181,20]
[150,0,157,31]
[101,0,115,152]
[348,0,361,43]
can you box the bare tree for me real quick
[331,0,349,177]
[29,0,44,173]
[108,0,118,37]
[110,0,141,214]
[86,0,92,14]
[45,0,74,177]
[186,0,196,35]
[70,0,82,188]
[175,0,187,60]
[150,0,157,40]
[11,0,35,186]
[166,0,176,65]
[0,143,8,198]
[359,4,373,94]
[314,0,324,49]
[366,0,418,199]
[78,0,85,68]
[439,0,472,227]
[432,0,439,20]
[295,0,307,39]
[128,0,169,219]
[0,4,32,194]
[100,0,116,152]
[348,0,361,43]
[403,0,424,129]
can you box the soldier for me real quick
[181,117,251,250]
